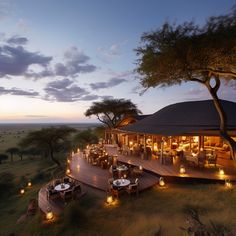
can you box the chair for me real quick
[46,188,60,201]
[53,179,61,186]
[198,151,206,168]
[207,152,217,167]
[73,185,82,199]
[63,177,70,184]
[61,189,73,202]
[111,188,119,199]
[126,183,139,196]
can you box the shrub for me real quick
[62,202,87,229]
[0,172,15,198]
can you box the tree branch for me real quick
[196,68,236,78]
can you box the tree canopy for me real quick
[19,126,76,167]
[136,7,236,159]
[85,98,142,128]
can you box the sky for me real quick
[0,0,235,123]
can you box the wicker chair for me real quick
[126,183,139,197]
[61,189,73,202]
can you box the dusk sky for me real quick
[0,0,235,123]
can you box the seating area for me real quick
[84,144,116,169]
[46,176,82,203]
[184,149,218,168]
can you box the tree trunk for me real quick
[204,77,236,160]
[49,147,61,168]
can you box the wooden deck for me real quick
[68,153,158,192]
[105,145,236,181]
[38,186,64,215]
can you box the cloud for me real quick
[7,35,28,45]
[0,44,52,77]
[44,78,90,102]
[16,18,29,32]
[90,77,127,90]
[97,41,128,63]
[0,1,11,21]
[54,46,96,77]
[0,86,39,97]
[25,115,49,118]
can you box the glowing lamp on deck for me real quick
[225,179,232,189]
[159,177,165,187]
[67,159,71,164]
[77,148,80,153]
[66,168,71,174]
[123,174,127,179]
[179,165,186,174]
[46,207,54,221]
[219,168,225,176]
[139,165,143,171]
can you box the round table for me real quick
[116,165,128,172]
[54,183,70,191]
[113,179,130,187]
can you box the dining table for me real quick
[54,183,70,192]
[113,179,130,187]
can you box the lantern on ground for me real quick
[179,165,186,174]
[225,179,232,189]
[46,207,54,221]
[20,188,25,195]
[66,168,71,174]
[159,177,165,187]
[106,195,113,204]
[27,180,32,187]
[219,168,224,176]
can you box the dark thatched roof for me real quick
[118,100,236,136]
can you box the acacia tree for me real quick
[136,7,236,159]
[6,147,19,162]
[19,126,76,167]
[85,98,142,128]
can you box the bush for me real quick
[0,172,15,198]
[62,202,87,229]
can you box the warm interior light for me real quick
[159,177,165,187]
[20,188,25,195]
[66,169,71,174]
[77,148,80,153]
[67,159,70,163]
[180,165,186,174]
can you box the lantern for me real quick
[139,165,143,171]
[219,168,224,176]
[46,207,54,220]
[66,168,71,174]
[106,195,113,204]
[67,159,70,164]
[179,165,186,174]
[27,180,32,187]
[77,148,80,153]
[225,179,232,189]
[159,177,165,187]
[20,188,25,195]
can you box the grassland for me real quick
[0,124,236,236]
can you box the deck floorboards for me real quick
[105,145,236,181]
